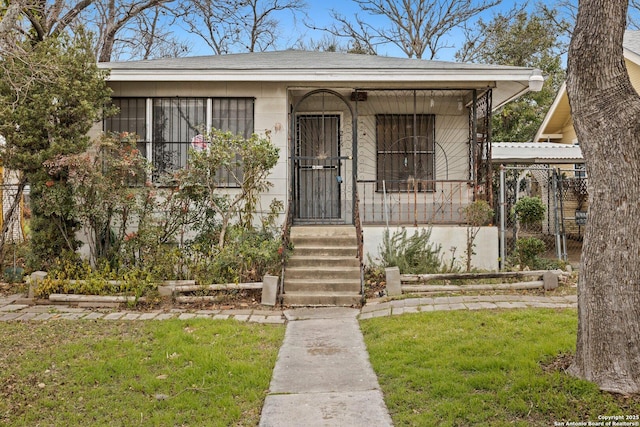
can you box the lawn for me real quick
[361,309,640,426]
[0,319,285,426]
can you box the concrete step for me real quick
[285,266,361,280]
[282,291,363,307]
[284,279,361,293]
[290,235,357,248]
[283,225,362,307]
[291,246,358,257]
[286,256,360,268]
[290,225,358,238]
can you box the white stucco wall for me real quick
[102,81,291,221]
[363,225,499,271]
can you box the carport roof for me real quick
[491,142,584,164]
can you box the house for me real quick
[98,50,542,304]
[527,31,640,254]
[535,30,640,151]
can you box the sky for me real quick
[181,0,539,62]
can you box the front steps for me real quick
[282,226,363,307]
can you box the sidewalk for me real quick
[259,307,393,427]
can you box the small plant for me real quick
[513,196,546,226]
[373,227,443,274]
[35,257,155,300]
[513,237,546,269]
[463,199,494,272]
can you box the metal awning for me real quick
[491,142,584,164]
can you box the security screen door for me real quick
[295,114,342,221]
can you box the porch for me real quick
[288,88,493,227]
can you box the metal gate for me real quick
[295,114,343,221]
[498,165,585,269]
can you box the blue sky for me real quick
[181,0,538,61]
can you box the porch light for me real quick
[457,99,463,111]
[529,69,544,92]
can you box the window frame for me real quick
[105,96,255,187]
[375,113,436,192]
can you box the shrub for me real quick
[463,200,495,271]
[373,227,443,274]
[35,257,155,299]
[188,226,284,284]
[464,199,494,226]
[514,237,546,269]
[513,196,546,226]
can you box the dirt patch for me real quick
[541,352,574,374]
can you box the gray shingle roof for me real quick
[100,49,528,72]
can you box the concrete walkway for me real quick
[259,307,393,427]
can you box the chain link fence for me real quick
[498,166,586,268]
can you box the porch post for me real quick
[499,165,506,270]
[471,89,478,199]
[353,95,359,225]
[289,92,296,222]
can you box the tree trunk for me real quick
[566,0,640,394]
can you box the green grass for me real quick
[0,319,285,426]
[361,309,640,426]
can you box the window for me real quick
[104,98,147,156]
[152,98,206,180]
[105,97,255,185]
[211,98,254,139]
[376,114,435,192]
[574,163,586,179]
[211,98,254,187]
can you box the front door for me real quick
[295,114,342,221]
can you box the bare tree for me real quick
[101,3,189,60]
[25,0,95,41]
[4,0,186,61]
[90,0,174,62]
[322,0,500,59]
[181,0,307,54]
[566,0,640,394]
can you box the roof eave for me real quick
[100,66,535,85]
[533,82,568,143]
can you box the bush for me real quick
[513,237,546,269]
[35,257,155,299]
[464,199,494,226]
[513,196,546,226]
[188,226,285,284]
[373,228,443,274]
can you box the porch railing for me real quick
[357,179,474,226]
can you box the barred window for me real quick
[104,98,147,157]
[376,114,435,192]
[104,97,255,186]
[211,98,254,187]
[152,98,206,181]
[212,98,254,139]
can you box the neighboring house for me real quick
[535,30,640,150]
[98,50,542,271]
[531,31,640,239]
[0,135,25,245]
